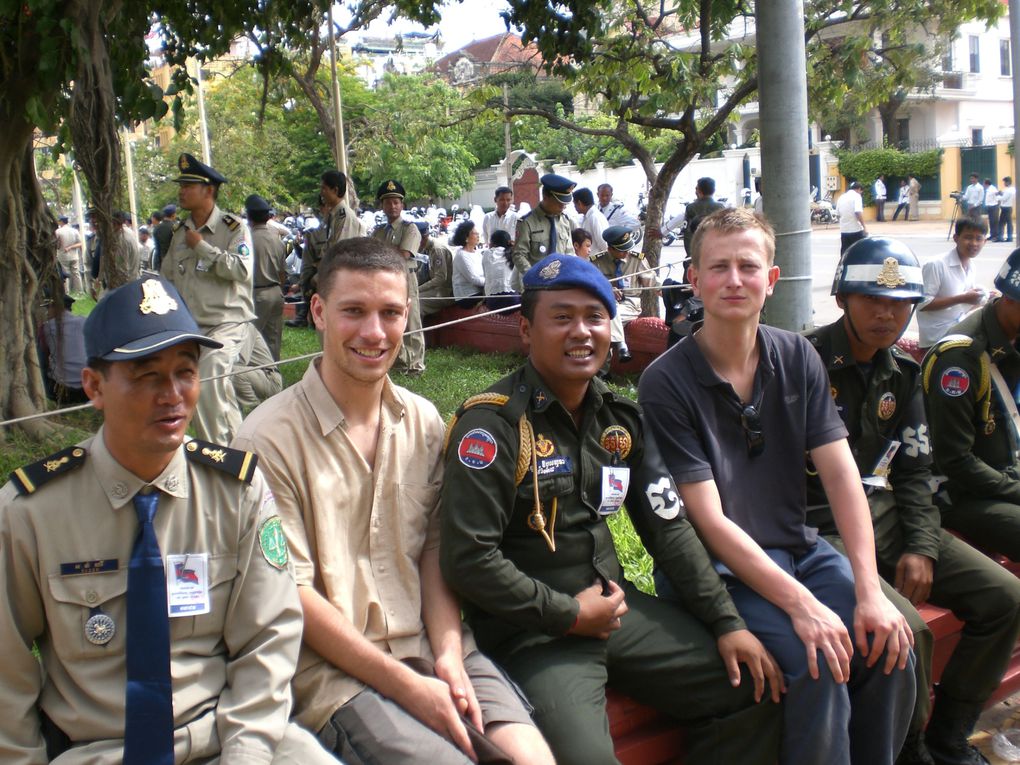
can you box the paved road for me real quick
[658,220,1017,334]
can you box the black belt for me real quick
[254,283,280,289]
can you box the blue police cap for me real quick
[523,254,617,318]
[174,153,227,185]
[162,204,177,216]
[994,248,1020,301]
[604,225,637,252]
[84,276,222,362]
[244,194,272,215]
[413,220,429,235]
[540,173,577,204]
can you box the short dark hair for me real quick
[248,209,271,225]
[1005,176,1013,184]
[696,177,716,196]
[321,170,347,197]
[572,227,592,247]
[151,211,164,222]
[520,288,541,321]
[490,229,512,249]
[317,237,406,299]
[450,220,476,247]
[86,357,112,377]
[572,187,595,207]
[955,218,987,237]
[597,183,612,194]
[58,215,69,224]
[494,186,512,198]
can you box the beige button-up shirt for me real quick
[161,204,256,328]
[0,431,303,764]
[233,361,474,731]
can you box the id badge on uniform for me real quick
[165,553,211,616]
[598,466,630,515]
[862,439,900,491]
[195,259,209,272]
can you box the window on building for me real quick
[969,35,980,73]
[972,128,984,147]
[1002,40,1011,76]
[942,36,954,71]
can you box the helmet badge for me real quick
[875,257,906,288]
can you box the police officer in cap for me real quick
[511,173,575,276]
[161,152,255,444]
[593,224,659,364]
[808,239,1020,765]
[0,275,336,765]
[373,180,425,375]
[924,250,1020,564]
[246,193,288,361]
[440,253,782,765]
[414,220,455,316]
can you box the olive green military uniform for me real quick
[923,301,1020,559]
[161,206,255,444]
[0,432,335,765]
[418,240,454,316]
[511,205,573,276]
[250,222,288,361]
[805,319,1020,733]
[440,362,780,765]
[374,220,425,374]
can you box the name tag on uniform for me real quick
[195,260,209,272]
[535,456,572,477]
[165,553,210,616]
[862,439,900,491]
[598,466,630,516]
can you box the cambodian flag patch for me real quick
[939,367,970,397]
[458,428,498,469]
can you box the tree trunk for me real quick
[638,145,694,316]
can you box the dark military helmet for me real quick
[994,248,1020,301]
[830,237,923,302]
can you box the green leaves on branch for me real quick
[835,146,942,188]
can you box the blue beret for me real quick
[84,276,222,362]
[540,173,577,204]
[174,153,227,185]
[604,225,637,252]
[523,254,617,318]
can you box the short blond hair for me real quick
[689,208,776,268]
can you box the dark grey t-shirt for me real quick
[638,324,848,555]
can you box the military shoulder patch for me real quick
[939,367,970,397]
[458,428,498,470]
[258,515,289,569]
[185,439,258,483]
[10,446,87,496]
[222,213,241,231]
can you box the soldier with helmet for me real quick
[809,238,1020,765]
[160,153,255,444]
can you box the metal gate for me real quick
[961,145,997,185]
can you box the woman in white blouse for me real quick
[451,220,485,308]
[483,229,520,311]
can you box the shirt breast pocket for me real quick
[177,554,238,639]
[47,570,127,659]
[398,482,441,550]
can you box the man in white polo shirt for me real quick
[836,181,867,255]
[917,217,988,349]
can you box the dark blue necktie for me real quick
[615,259,624,278]
[124,490,174,765]
[548,219,557,255]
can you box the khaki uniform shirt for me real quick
[511,205,573,276]
[233,362,473,731]
[325,201,365,250]
[593,251,653,303]
[804,320,941,565]
[373,217,421,257]
[250,223,288,288]
[300,226,328,295]
[922,302,1020,504]
[0,431,302,764]
[161,205,255,328]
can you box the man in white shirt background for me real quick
[984,178,1001,242]
[917,217,988,349]
[873,175,887,222]
[481,186,518,246]
[999,176,1015,243]
[835,181,867,254]
[963,173,984,222]
[572,187,608,256]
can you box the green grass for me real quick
[4,321,654,593]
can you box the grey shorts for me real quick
[318,651,535,765]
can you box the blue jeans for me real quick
[657,538,915,765]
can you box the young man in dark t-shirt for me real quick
[638,208,915,765]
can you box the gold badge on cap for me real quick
[600,425,632,459]
[139,279,179,316]
[180,155,190,170]
[386,181,396,191]
[539,259,561,281]
[875,257,906,288]
[878,392,896,420]
[535,435,555,457]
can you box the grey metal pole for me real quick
[756,0,813,330]
[1011,0,1020,190]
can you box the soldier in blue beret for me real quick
[0,275,335,764]
[511,173,576,277]
[440,251,783,765]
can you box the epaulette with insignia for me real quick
[185,439,257,483]
[172,220,185,232]
[10,446,87,496]
[890,344,920,369]
[222,214,241,231]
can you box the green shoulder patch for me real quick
[185,439,258,483]
[10,446,87,496]
[259,515,289,569]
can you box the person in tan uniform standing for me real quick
[373,179,425,375]
[246,194,288,361]
[0,275,334,765]
[160,152,255,444]
[511,173,575,276]
[233,238,553,765]
[322,170,365,248]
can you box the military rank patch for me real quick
[535,435,555,458]
[458,428,498,469]
[939,367,970,397]
[878,392,896,420]
[259,516,289,570]
[600,425,632,459]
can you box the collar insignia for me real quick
[992,346,1007,358]
[833,355,844,366]
[875,257,906,288]
[139,279,179,315]
[534,389,547,406]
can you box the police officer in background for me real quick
[321,170,365,249]
[440,253,782,765]
[593,225,659,364]
[161,153,255,444]
[0,276,335,765]
[246,194,288,361]
[373,179,425,375]
[288,196,330,329]
[511,174,575,276]
[414,220,455,317]
[807,239,1020,765]
[923,248,1020,564]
